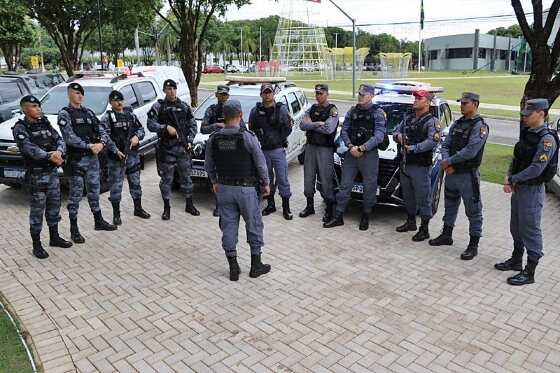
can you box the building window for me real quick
[446,48,472,59]
[429,50,438,60]
[478,48,487,59]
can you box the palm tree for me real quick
[243,37,257,66]
[214,40,234,69]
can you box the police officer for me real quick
[201,84,246,217]
[100,90,150,225]
[299,83,339,222]
[323,84,386,231]
[429,92,488,260]
[248,82,293,220]
[204,100,271,281]
[148,79,199,220]
[13,95,72,259]
[58,83,116,244]
[498,98,558,285]
[393,90,441,241]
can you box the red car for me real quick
[203,65,225,74]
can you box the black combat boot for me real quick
[262,196,276,215]
[282,197,293,220]
[227,256,241,281]
[185,196,200,216]
[213,197,219,217]
[249,254,271,278]
[494,245,524,271]
[460,235,479,260]
[323,212,344,228]
[48,225,72,248]
[396,214,417,232]
[162,199,171,220]
[412,219,430,242]
[428,225,454,246]
[133,198,150,219]
[93,211,117,231]
[112,202,122,226]
[70,218,85,244]
[323,200,335,223]
[31,231,49,259]
[359,212,370,231]
[507,259,537,286]
[299,197,315,218]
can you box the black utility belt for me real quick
[218,178,256,187]
[27,166,57,176]
[516,179,543,186]
[67,147,93,156]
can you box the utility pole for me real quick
[96,0,103,70]
[259,27,262,62]
[240,27,243,66]
[38,29,45,72]
[329,0,356,98]
[334,32,338,48]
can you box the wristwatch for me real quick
[358,146,364,153]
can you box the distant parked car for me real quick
[203,65,225,74]
[0,76,32,123]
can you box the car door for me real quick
[285,91,305,158]
[126,81,160,147]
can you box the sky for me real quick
[222,0,555,41]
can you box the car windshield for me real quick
[376,101,438,132]
[194,94,258,122]
[40,86,112,115]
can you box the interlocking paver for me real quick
[1,155,560,372]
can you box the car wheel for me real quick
[431,170,444,214]
[297,146,306,165]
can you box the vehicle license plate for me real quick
[3,168,25,178]
[190,169,207,177]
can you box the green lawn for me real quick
[480,143,514,184]
[0,302,34,373]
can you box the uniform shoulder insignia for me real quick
[380,109,387,120]
[434,120,441,130]
[433,132,441,141]
[330,107,338,117]
[479,126,488,138]
[543,139,553,152]
[58,118,67,126]
[539,153,549,163]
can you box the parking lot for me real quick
[1,156,560,372]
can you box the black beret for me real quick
[109,90,124,101]
[163,79,177,89]
[68,83,84,95]
[20,95,41,106]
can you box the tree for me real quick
[487,24,523,38]
[0,0,35,70]
[156,0,251,107]
[512,0,560,112]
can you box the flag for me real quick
[420,0,424,30]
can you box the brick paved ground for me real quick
[1,156,559,373]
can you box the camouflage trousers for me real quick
[67,154,101,219]
[107,153,142,203]
[159,147,193,200]
[26,169,62,235]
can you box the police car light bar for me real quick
[225,76,287,85]
[374,82,444,94]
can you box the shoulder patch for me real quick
[58,119,67,126]
[543,139,552,152]
[380,109,387,120]
[479,127,487,138]
[330,107,338,117]
[539,153,549,163]
[17,133,27,140]
[434,121,441,130]
[433,132,440,141]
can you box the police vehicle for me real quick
[189,76,310,180]
[317,83,453,213]
[0,71,162,189]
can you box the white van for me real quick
[132,66,191,104]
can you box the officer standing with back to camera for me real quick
[58,83,116,244]
[498,98,558,285]
[201,84,246,217]
[13,95,72,259]
[299,83,339,222]
[205,99,272,281]
[323,84,386,231]
[100,90,150,226]
[148,79,199,220]
[393,90,441,241]
[429,92,489,260]
[248,82,294,220]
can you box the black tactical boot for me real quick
[70,218,85,244]
[323,212,344,228]
[494,245,524,271]
[185,197,200,216]
[428,225,454,246]
[94,211,117,231]
[262,196,276,215]
[162,199,171,220]
[412,219,430,242]
[396,214,417,232]
[133,198,150,219]
[249,254,271,278]
[282,197,293,220]
[359,212,370,231]
[460,235,479,260]
[48,225,72,248]
[213,197,219,217]
[31,231,49,259]
[323,200,335,223]
[227,256,241,281]
[112,202,122,226]
[299,197,315,218]
[507,260,537,286]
